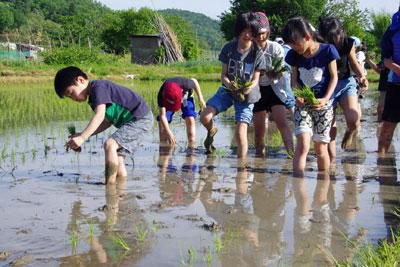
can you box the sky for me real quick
[97,0,399,19]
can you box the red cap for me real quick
[162,82,182,112]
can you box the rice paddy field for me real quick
[0,78,400,266]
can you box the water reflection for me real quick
[60,181,152,266]
[377,152,400,242]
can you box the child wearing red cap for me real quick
[157,77,206,149]
[200,12,266,158]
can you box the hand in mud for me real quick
[166,132,176,146]
[65,135,84,152]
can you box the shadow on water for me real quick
[2,86,400,266]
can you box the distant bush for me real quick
[41,46,121,65]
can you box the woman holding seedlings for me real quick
[318,17,368,161]
[282,17,339,177]
[251,12,295,158]
[200,12,265,158]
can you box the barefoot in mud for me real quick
[341,130,353,150]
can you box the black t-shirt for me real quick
[336,37,354,80]
[157,77,195,107]
[378,61,390,91]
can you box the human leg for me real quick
[184,116,196,149]
[253,111,268,157]
[314,142,330,173]
[104,138,121,185]
[271,105,294,157]
[293,133,311,177]
[328,115,337,162]
[293,106,313,177]
[236,122,249,159]
[339,95,361,149]
[378,121,397,155]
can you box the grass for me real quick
[338,230,400,266]
[69,232,79,253]
[215,235,223,254]
[135,224,148,242]
[111,233,130,251]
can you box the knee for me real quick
[200,112,210,125]
[104,138,119,152]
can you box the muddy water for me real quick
[1,87,400,266]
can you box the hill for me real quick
[159,9,225,51]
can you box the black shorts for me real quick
[382,83,400,123]
[253,85,285,113]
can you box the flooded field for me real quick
[1,81,400,266]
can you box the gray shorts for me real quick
[111,113,153,157]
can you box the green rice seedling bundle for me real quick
[66,124,81,152]
[225,76,252,102]
[270,56,290,76]
[293,85,320,107]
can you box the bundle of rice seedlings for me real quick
[226,76,252,102]
[293,85,320,106]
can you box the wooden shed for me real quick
[130,34,162,64]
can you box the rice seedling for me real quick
[293,85,320,107]
[69,231,79,253]
[136,224,148,242]
[215,235,223,254]
[67,124,77,135]
[391,207,400,218]
[87,221,94,239]
[205,249,212,267]
[111,233,130,251]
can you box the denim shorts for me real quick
[157,96,197,123]
[294,104,334,143]
[331,76,358,107]
[207,86,254,124]
[112,112,154,157]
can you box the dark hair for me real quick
[282,17,315,44]
[318,17,346,50]
[234,12,257,38]
[54,66,88,98]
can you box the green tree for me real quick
[321,0,369,39]
[368,12,391,54]
[219,0,327,40]
[0,2,14,32]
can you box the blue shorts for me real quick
[331,76,358,107]
[207,86,254,124]
[157,96,197,123]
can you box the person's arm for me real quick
[316,60,338,109]
[348,45,368,90]
[365,56,380,74]
[190,78,206,110]
[158,107,176,145]
[92,119,112,135]
[221,63,232,89]
[67,104,106,150]
[291,66,304,107]
[384,58,400,76]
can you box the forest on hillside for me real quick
[0,0,394,62]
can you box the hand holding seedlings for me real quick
[293,85,320,108]
[267,56,289,81]
[225,76,252,102]
[65,124,82,152]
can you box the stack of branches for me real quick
[152,13,184,64]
